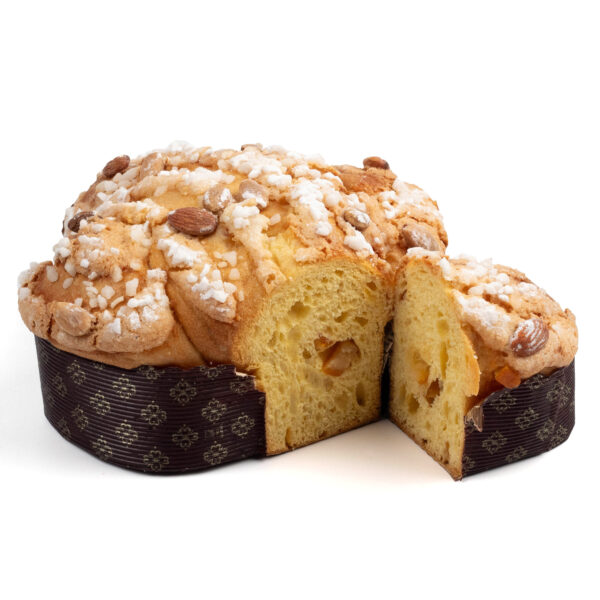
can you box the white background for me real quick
[1,1,598,598]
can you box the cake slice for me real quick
[389,251,578,479]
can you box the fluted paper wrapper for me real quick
[35,337,266,473]
[461,361,575,477]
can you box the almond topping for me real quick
[494,365,522,388]
[68,211,95,233]
[168,207,218,237]
[140,153,167,178]
[237,179,269,208]
[400,224,444,252]
[54,302,94,337]
[343,208,370,231]
[363,156,390,170]
[102,155,130,179]
[510,318,549,357]
[322,339,360,376]
[204,184,233,214]
[336,165,394,194]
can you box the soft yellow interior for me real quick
[389,261,479,478]
[240,260,391,455]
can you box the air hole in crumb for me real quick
[437,319,449,335]
[440,344,449,378]
[334,270,344,277]
[407,394,419,414]
[366,281,377,291]
[397,385,406,403]
[289,301,310,318]
[285,428,293,448]
[411,351,430,385]
[425,421,431,430]
[334,311,350,323]
[425,379,442,406]
[302,349,311,360]
[356,381,366,407]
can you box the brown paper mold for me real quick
[34,337,574,476]
[35,337,266,473]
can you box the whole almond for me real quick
[237,179,269,208]
[343,208,370,231]
[102,155,130,179]
[400,224,443,252]
[204,184,233,214]
[336,164,394,194]
[140,153,167,178]
[68,211,95,233]
[363,156,390,170]
[54,302,94,337]
[168,207,218,237]
[510,318,549,357]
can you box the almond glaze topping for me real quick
[102,155,130,179]
[343,208,371,231]
[510,318,549,357]
[167,207,218,237]
[67,211,95,233]
[203,184,233,214]
[363,156,390,170]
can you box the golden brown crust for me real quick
[18,143,447,369]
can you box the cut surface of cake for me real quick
[389,251,578,479]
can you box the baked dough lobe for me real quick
[390,252,578,478]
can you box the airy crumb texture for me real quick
[390,253,578,479]
[238,259,391,454]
